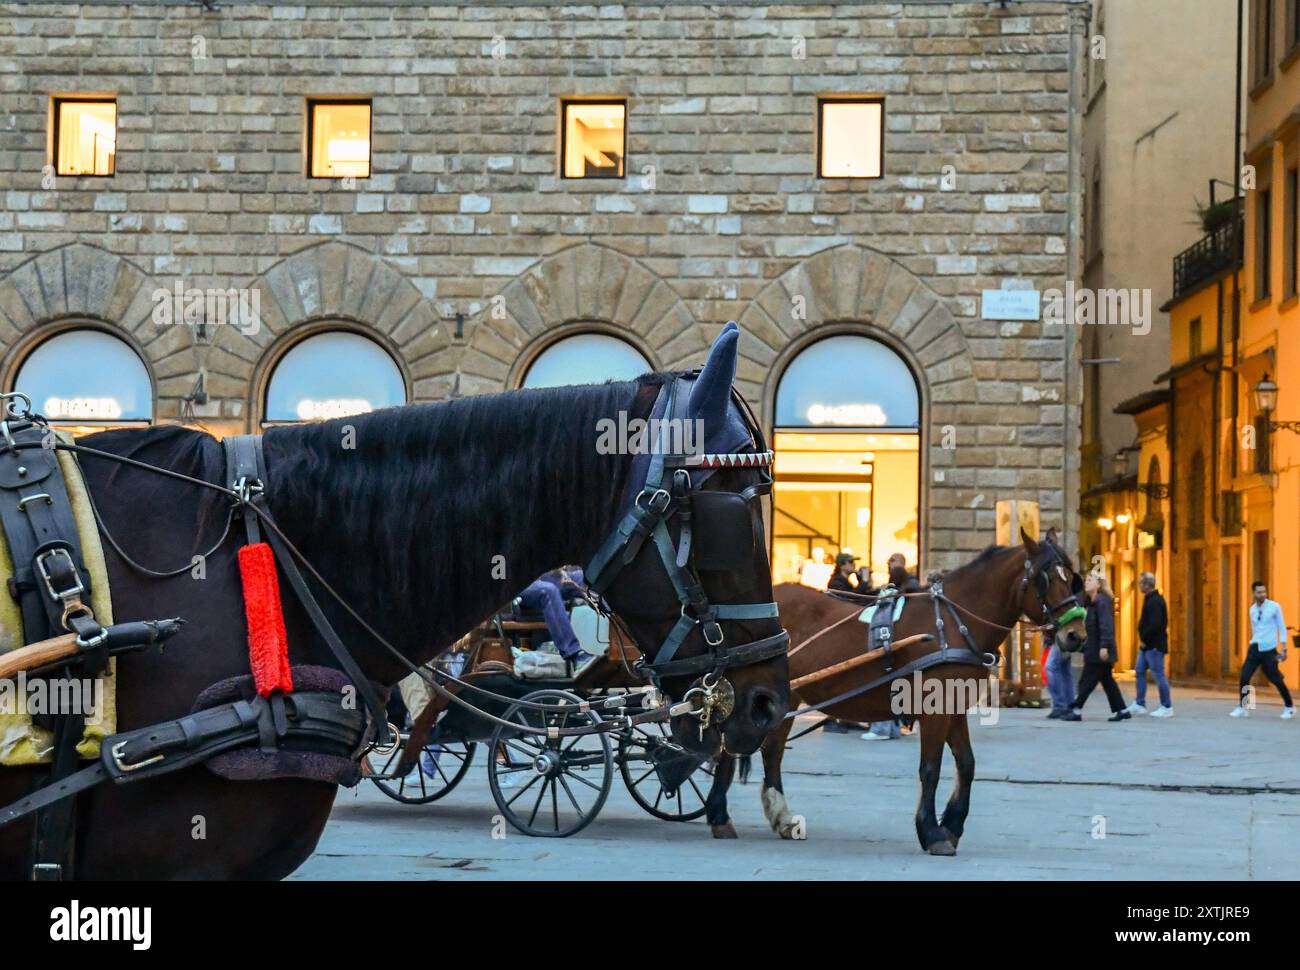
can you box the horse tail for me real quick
[736,753,752,784]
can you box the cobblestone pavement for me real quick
[295,686,1300,880]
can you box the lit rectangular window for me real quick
[308,100,371,179]
[561,100,626,179]
[53,99,117,176]
[818,98,884,179]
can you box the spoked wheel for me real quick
[487,689,613,837]
[367,734,477,804]
[618,719,713,822]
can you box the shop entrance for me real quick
[770,335,921,590]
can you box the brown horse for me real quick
[703,530,1086,855]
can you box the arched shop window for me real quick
[772,335,921,591]
[12,328,152,425]
[264,330,406,423]
[521,332,650,389]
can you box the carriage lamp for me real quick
[1254,373,1300,432]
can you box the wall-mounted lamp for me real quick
[1254,373,1300,432]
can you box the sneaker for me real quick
[1108,710,1132,722]
[860,731,891,741]
[1229,706,1248,718]
[1127,702,1147,715]
[1283,707,1296,720]
[1059,711,1082,721]
[569,650,601,678]
[1149,706,1174,718]
[1046,708,1065,719]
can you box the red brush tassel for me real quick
[238,542,294,697]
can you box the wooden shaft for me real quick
[789,633,934,690]
[0,632,80,680]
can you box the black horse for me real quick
[0,325,788,879]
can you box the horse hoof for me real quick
[926,840,957,856]
[711,822,739,839]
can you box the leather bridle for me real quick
[584,376,789,693]
[1021,541,1087,631]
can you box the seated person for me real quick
[516,566,600,677]
[826,552,861,593]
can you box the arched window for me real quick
[775,334,919,429]
[12,328,152,424]
[264,330,406,422]
[772,335,921,591]
[521,332,651,388]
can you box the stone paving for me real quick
[296,686,1300,880]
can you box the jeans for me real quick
[518,581,582,658]
[1134,647,1171,708]
[1239,644,1294,708]
[867,719,901,739]
[1045,646,1076,711]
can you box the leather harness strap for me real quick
[0,401,107,882]
[223,434,391,749]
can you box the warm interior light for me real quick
[1096,516,1114,530]
[311,102,371,178]
[819,100,882,179]
[1115,512,1131,524]
[563,102,625,178]
[56,100,116,176]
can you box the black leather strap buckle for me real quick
[35,547,84,604]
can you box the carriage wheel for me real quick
[367,734,477,805]
[487,689,613,838]
[618,720,713,822]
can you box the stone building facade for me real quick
[0,0,1087,573]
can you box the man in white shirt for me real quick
[1230,581,1295,719]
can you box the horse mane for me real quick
[260,374,670,653]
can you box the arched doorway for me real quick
[772,334,921,589]
[520,331,651,388]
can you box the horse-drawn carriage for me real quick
[363,599,715,837]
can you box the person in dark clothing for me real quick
[827,552,860,593]
[1128,572,1172,717]
[1066,572,1129,722]
[885,551,921,592]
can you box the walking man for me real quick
[1128,572,1173,717]
[1230,581,1295,719]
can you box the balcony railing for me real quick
[1172,217,1242,301]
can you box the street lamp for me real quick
[1253,373,1300,433]
[1111,451,1129,480]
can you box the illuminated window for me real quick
[53,99,117,177]
[308,100,371,179]
[264,331,405,423]
[522,332,650,388]
[13,329,151,424]
[561,101,626,179]
[817,98,884,179]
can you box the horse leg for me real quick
[938,712,975,851]
[914,712,956,855]
[706,752,739,838]
[760,718,799,839]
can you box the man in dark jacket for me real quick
[827,551,860,592]
[1129,572,1172,717]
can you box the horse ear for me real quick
[1045,526,1060,546]
[688,321,739,422]
[1019,526,1040,556]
